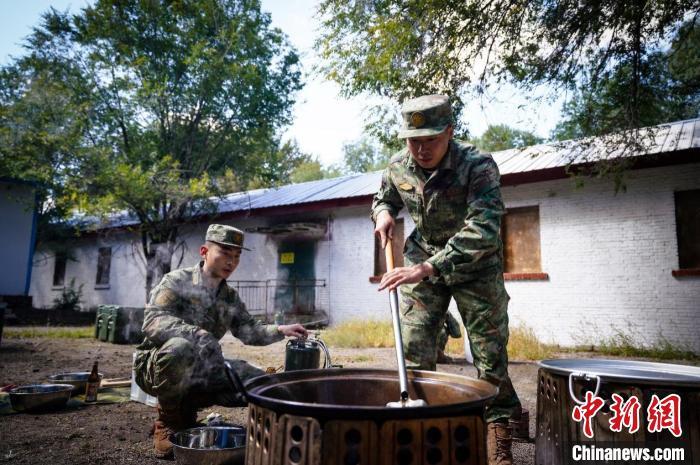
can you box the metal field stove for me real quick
[242,368,498,465]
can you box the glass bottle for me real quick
[85,361,99,402]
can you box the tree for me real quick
[471,124,543,152]
[290,159,326,183]
[316,0,699,140]
[246,140,313,189]
[2,0,303,297]
[289,158,342,183]
[341,137,392,173]
[553,22,700,141]
[0,65,88,241]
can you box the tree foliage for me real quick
[316,0,700,138]
[470,124,543,152]
[1,0,303,296]
[341,137,392,173]
[553,20,700,140]
[289,157,342,183]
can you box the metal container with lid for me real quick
[536,358,700,465]
[284,339,322,371]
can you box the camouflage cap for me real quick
[205,224,250,250]
[397,94,453,139]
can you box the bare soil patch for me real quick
[0,334,539,464]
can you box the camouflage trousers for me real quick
[399,272,521,423]
[436,311,462,353]
[134,337,264,410]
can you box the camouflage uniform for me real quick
[134,262,283,410]
[436,311,462,355]
[371,138,521,423]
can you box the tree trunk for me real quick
[143,235,176,301]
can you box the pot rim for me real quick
[538,358,700,387]
[172,426,246,451]
[10,384,75,395]
[244,368,497,420]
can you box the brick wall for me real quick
[29,162,700,353]
[502,163,700,353]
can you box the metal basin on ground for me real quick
[172,426,246,465]
[244,368,498,465]
[47,372,104,394]
[9,384,74,412]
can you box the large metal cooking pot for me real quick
[246,368,497,420]
[244,368,497,465]
[536,359,700,465]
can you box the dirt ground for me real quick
[0,333,541,465]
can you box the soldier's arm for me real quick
[142,280,202,345]
[425,156,505,280]
[228,291,284,346]
[370,167,403,222]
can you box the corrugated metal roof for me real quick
[85,117,700,228]
[492,117,700,172]
[217,171,382,214]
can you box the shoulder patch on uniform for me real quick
[398,182,414,191]
[153,288,178,306]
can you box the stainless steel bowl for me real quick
[172,426,246,465]
[9,384,74,412]
[47,372,104,394]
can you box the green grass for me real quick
[503,325,556,360]
[2,326,95,340]
[321,320,395,348]
[576,331,699,361]
[321,320,556,361]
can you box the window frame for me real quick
[52,252,67,288]
[501,205,549,281]
[672,189,700,277]
[95,246,112,288]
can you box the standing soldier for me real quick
[134,224,307,458]
[372,95,521,465]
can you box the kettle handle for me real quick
[224,361,249,403]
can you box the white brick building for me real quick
[29,119,700,353]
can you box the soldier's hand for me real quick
[374,210,395,249]
[378,263,435,291]
[195,330,224,361]
[278,324,308,338]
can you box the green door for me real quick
[274,240,316,320]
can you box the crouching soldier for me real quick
[134,224,307,458]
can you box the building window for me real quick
[502,206,547,280]
[372,218,404,279]
[53,252,67,287]
[95,247,112,286]
[674,190,700,272]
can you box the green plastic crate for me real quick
[95,305,117,341]
[109,306,144,344]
